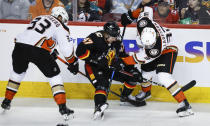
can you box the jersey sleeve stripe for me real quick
[78,49,90,60]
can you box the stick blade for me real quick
[182,80,196,92]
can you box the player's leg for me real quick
[1,43,28,110]
[85,64,109,120]
[135,59,159,102]
[157,50,194,117]
[114,66,146,107]
[135,71,153,101]
[31,47,73,116]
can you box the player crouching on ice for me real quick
[1,7,78,120]
[76,21,145,120]
[120,6,194,117]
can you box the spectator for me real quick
[28,0,36,5]
[0,0,30,20]
[153,1,179,24]
[138,0,157,8]
[202,0,210,8]
[110,0,137,14]
[175,0,188,16]
[180,0,210,24]
[60,0,71,6]
[29,0,64,20]
[89,0,113,14]
[102,0,142,22]
[67,0,101,21]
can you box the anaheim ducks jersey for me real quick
[15,15,74,58]
[122,17,177,65]
[76,30,126,66]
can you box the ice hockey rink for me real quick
[0,98,210,126]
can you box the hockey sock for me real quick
[5,80,20,100]
[121,82,136,97]
[94,90,107,107]
[54,93,66,105]
[167,81,186,103]
[141,82,152,93]
[51,84,66,105]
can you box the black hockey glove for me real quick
[129,67,143,83]
[67,58,79,75]
[89,55,109,69]
[50,49,59,60]
[121,10,134,26]
[111,57,126,71]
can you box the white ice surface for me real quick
[0,98,210,126]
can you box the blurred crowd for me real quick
[0,0,209,24]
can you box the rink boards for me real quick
[0,21,210,103]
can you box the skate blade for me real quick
[92,111,102,120]
[92,104,108,120]
[63,114,74,121]
[57,114,74,126]
[0,108,7,115]
[92,113,104,120]
[177,109,194,117]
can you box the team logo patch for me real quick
[149,49,159,56]
[138,20,147,27]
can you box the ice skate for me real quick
[135,91,151,102]
[1,98,11,110]
[120,95,146,107]
[92,103,109,120]
[59,104,74,121]
[176,99,194,117]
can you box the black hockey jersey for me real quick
[76,30,126,67]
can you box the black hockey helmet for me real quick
[103,21,120,37]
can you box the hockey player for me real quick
[1,6,78,118]
[76,21,144,120]
[120,6,194,117]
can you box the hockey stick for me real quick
[117,70,196,92]
[107,26,127,94]
[57,56,85,76]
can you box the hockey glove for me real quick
[89,55,109,69]
[67,58,79,75]
[121,10,134,26]
[129,67,143,83]
[50,49,59,60]
[111,57,126,71]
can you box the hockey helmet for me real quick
[51,6,69,24]
[104,21,120,37]
[140,27,157,49]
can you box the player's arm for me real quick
[76,37,94,62]
[121,8,143,26]
[55,28,79,75]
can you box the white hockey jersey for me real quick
[15,15,74,58]
[122,17,177,65]
[133,17,176,64]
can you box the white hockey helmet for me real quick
[140,27,157,49]
[51,6,69,24]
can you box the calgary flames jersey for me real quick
[15,15,74,58]
[76,30,126,66]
